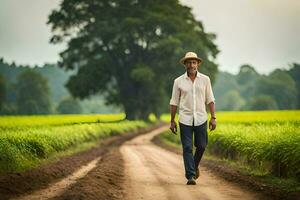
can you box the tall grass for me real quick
[0,114,146,173]
[0,113,125,128]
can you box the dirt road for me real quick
[121,126,267,200]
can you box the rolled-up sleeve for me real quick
[205,77,215,104]
[170,79,180,106]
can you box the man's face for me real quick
[184,59,199,75]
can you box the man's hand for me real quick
[209,118,216,131]
[170,121,177,134]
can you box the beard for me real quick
[187,67,197,75]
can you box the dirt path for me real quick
[121,125,268,200]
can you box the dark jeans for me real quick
[179,121,208,179]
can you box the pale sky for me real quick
[0,0,299,74]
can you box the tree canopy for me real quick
[47,0,219,119]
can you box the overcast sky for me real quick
[0,0,299,74]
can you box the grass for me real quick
[0,113,126,128]
[0,114,147,173]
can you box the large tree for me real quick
[48,0,219,119]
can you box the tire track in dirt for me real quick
[12,157,102,200]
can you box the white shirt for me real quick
[170,71,215,126]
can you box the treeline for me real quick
[214,64,300,111]
[0,58,120,115]
[1,58,299,115]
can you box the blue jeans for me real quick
[179,121,208,179]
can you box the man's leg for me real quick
[179,123,196,180]
[193,121,208,170]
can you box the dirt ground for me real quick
[1,123,299,200]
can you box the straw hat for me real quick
[180,52,203,65]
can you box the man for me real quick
[169,51,216,185]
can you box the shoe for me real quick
[186,177,196,185]
[194,168,200,179]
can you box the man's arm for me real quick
[170,105,178,134]
[208,101,216,118]
[208,102,216,131]
[169,79,180,134]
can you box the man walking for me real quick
[169,51,216,185]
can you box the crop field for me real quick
[0,114,146,172]
[160,110,300,180]
[0,113,126,128]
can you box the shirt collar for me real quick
[184,71,200,79]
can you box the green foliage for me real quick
[130,63,154,83]
[236,64,259,85]
[16,69,52,114]
[56,96,82,114]
[220,90,245,111]
[255,73,297,109]
[287,63,300,108]
[47,0,219,120]
[214,63,299,111]
[0,74,5,110]
[245,95,278,110]
[0,114,146,172]
[0,59,122,115]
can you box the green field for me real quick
[0,113,126,128]
[0,114,146,173]
[160,111,300,182]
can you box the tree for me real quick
[287,63,300,108]
[236,64,260,101]
[0,74,5,111]
[236,64,259,85]
[213,71,240,111]
[245,95,278,110]
[16,70,52,114]
[48,0,219,120]
[254,71,297,109]
[56,96,82,114]
[220,90,245,111]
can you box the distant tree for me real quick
[236,64,259,85]
[245,95,278,110]
[79,94,122,114]
[255,71,297,109]
[16,70,52,114]
[287,63,300,108]
[0,103,18,115]
[236,65,260,101]
[0,74,5,111]
[213,71,240,111]
[48,0,219,120]
[35,64,74,102]
[56,97,82,114]
[220,90,245,111]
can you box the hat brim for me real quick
[180,57,203,65]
